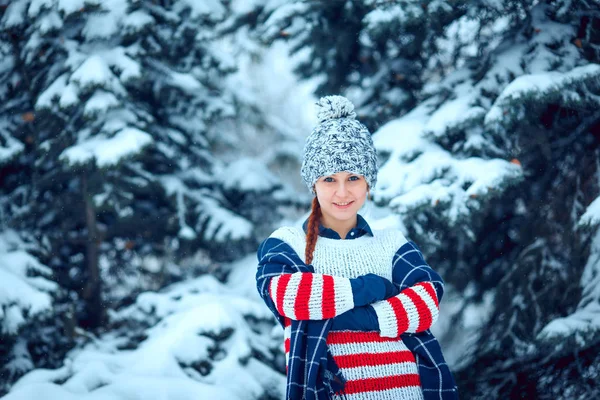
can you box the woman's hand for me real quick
[331,305,379,331]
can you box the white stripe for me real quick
[284,325,291,339]
[371,300,398,338]
[270,276,279,308]
[333,276,354,315]
[282,273,301,319]
[398,292,420,333]
[328,339,411,356]
[340,361,419,381]
[308,273,323,320]
[413,284,439,326]
[334,386,424,400]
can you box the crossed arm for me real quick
[259,237,398,320]
[333,280,439,337]
[258,237,442,338]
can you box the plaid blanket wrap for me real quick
[256,236,459,400]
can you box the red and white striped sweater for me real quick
[269,227,440,400]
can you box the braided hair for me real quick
[304,197,321,265]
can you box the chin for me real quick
[329,207,360,220]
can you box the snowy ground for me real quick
[2,255,285,400]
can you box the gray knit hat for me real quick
[301,95,378,192]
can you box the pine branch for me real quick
[551,108,600,150]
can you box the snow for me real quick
[262,3,310,40]
[2,0,27,27]
[364,4,416,29]
[4,339,34,380]
[103,47,142,83]
[373,100,522,224]
[435,285,496,369]
[230,0,266,14]
[168,70,202,94]
[485,64,600,124]
[84,91,120,116]
[424,83,486,137]
[429,0,453,13]
[58,83,79,108]
[83,13,119,40]
[159,172,255,243]
[4,270,284,400]
[38,11,63,34]
[0,231,57,335]
[60,128,153,167]
[0,132,24,165]
[179,0,226,21]
[196,198,254,242]
[538,229,600,340]
[121,10,155,31]
[434,15,480,69]
[580,196,600,226]
[71,55,114,88]
[57,0,101,16]
[27,0,47,18]
[219,158,281,192]
[6,2,600,398]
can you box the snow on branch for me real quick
[485,64,600,126]
[0,230,57,335]
[579,196,600,227]
[537,229,600,341]
[374,100,523,227]
[4,261,284,400]
[59,128,153,168]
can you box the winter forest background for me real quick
[1,0,599,399]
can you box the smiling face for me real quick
[314,171,368,234]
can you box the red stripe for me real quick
[334,351,415,368]
[416,281,439,308]
[294,273,313,320]
[327,331,397,345]
[342,374,421,394]
[322,275,336,319]
[284,338,290,353]
[403,288,432,332]
[276,274,292,315]
[388,296,409,335]
[283,317,291,328]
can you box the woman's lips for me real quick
[333,201,354,210]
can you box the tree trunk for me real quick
[81,174,106,329]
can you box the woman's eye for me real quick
[324,177,334,183]
[349,176,360,181]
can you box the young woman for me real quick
[257,96,458,400]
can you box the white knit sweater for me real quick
[271,227,426,400]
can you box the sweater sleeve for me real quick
[371,240,444,337]
[258,237,396,320]
[371,281,439,337]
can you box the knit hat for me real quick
[301,95,378,192]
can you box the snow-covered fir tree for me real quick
[240,0,600,398]
[0,255,287,400]
[373,2,600,398]
[3,0,600,399]
[234,0,476,130]
[0,0,301,395]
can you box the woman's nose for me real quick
[336,182,348,196]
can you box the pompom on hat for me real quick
[301,95,378,192]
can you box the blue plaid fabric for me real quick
[257,237,343,400]
[256,217,459,400]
